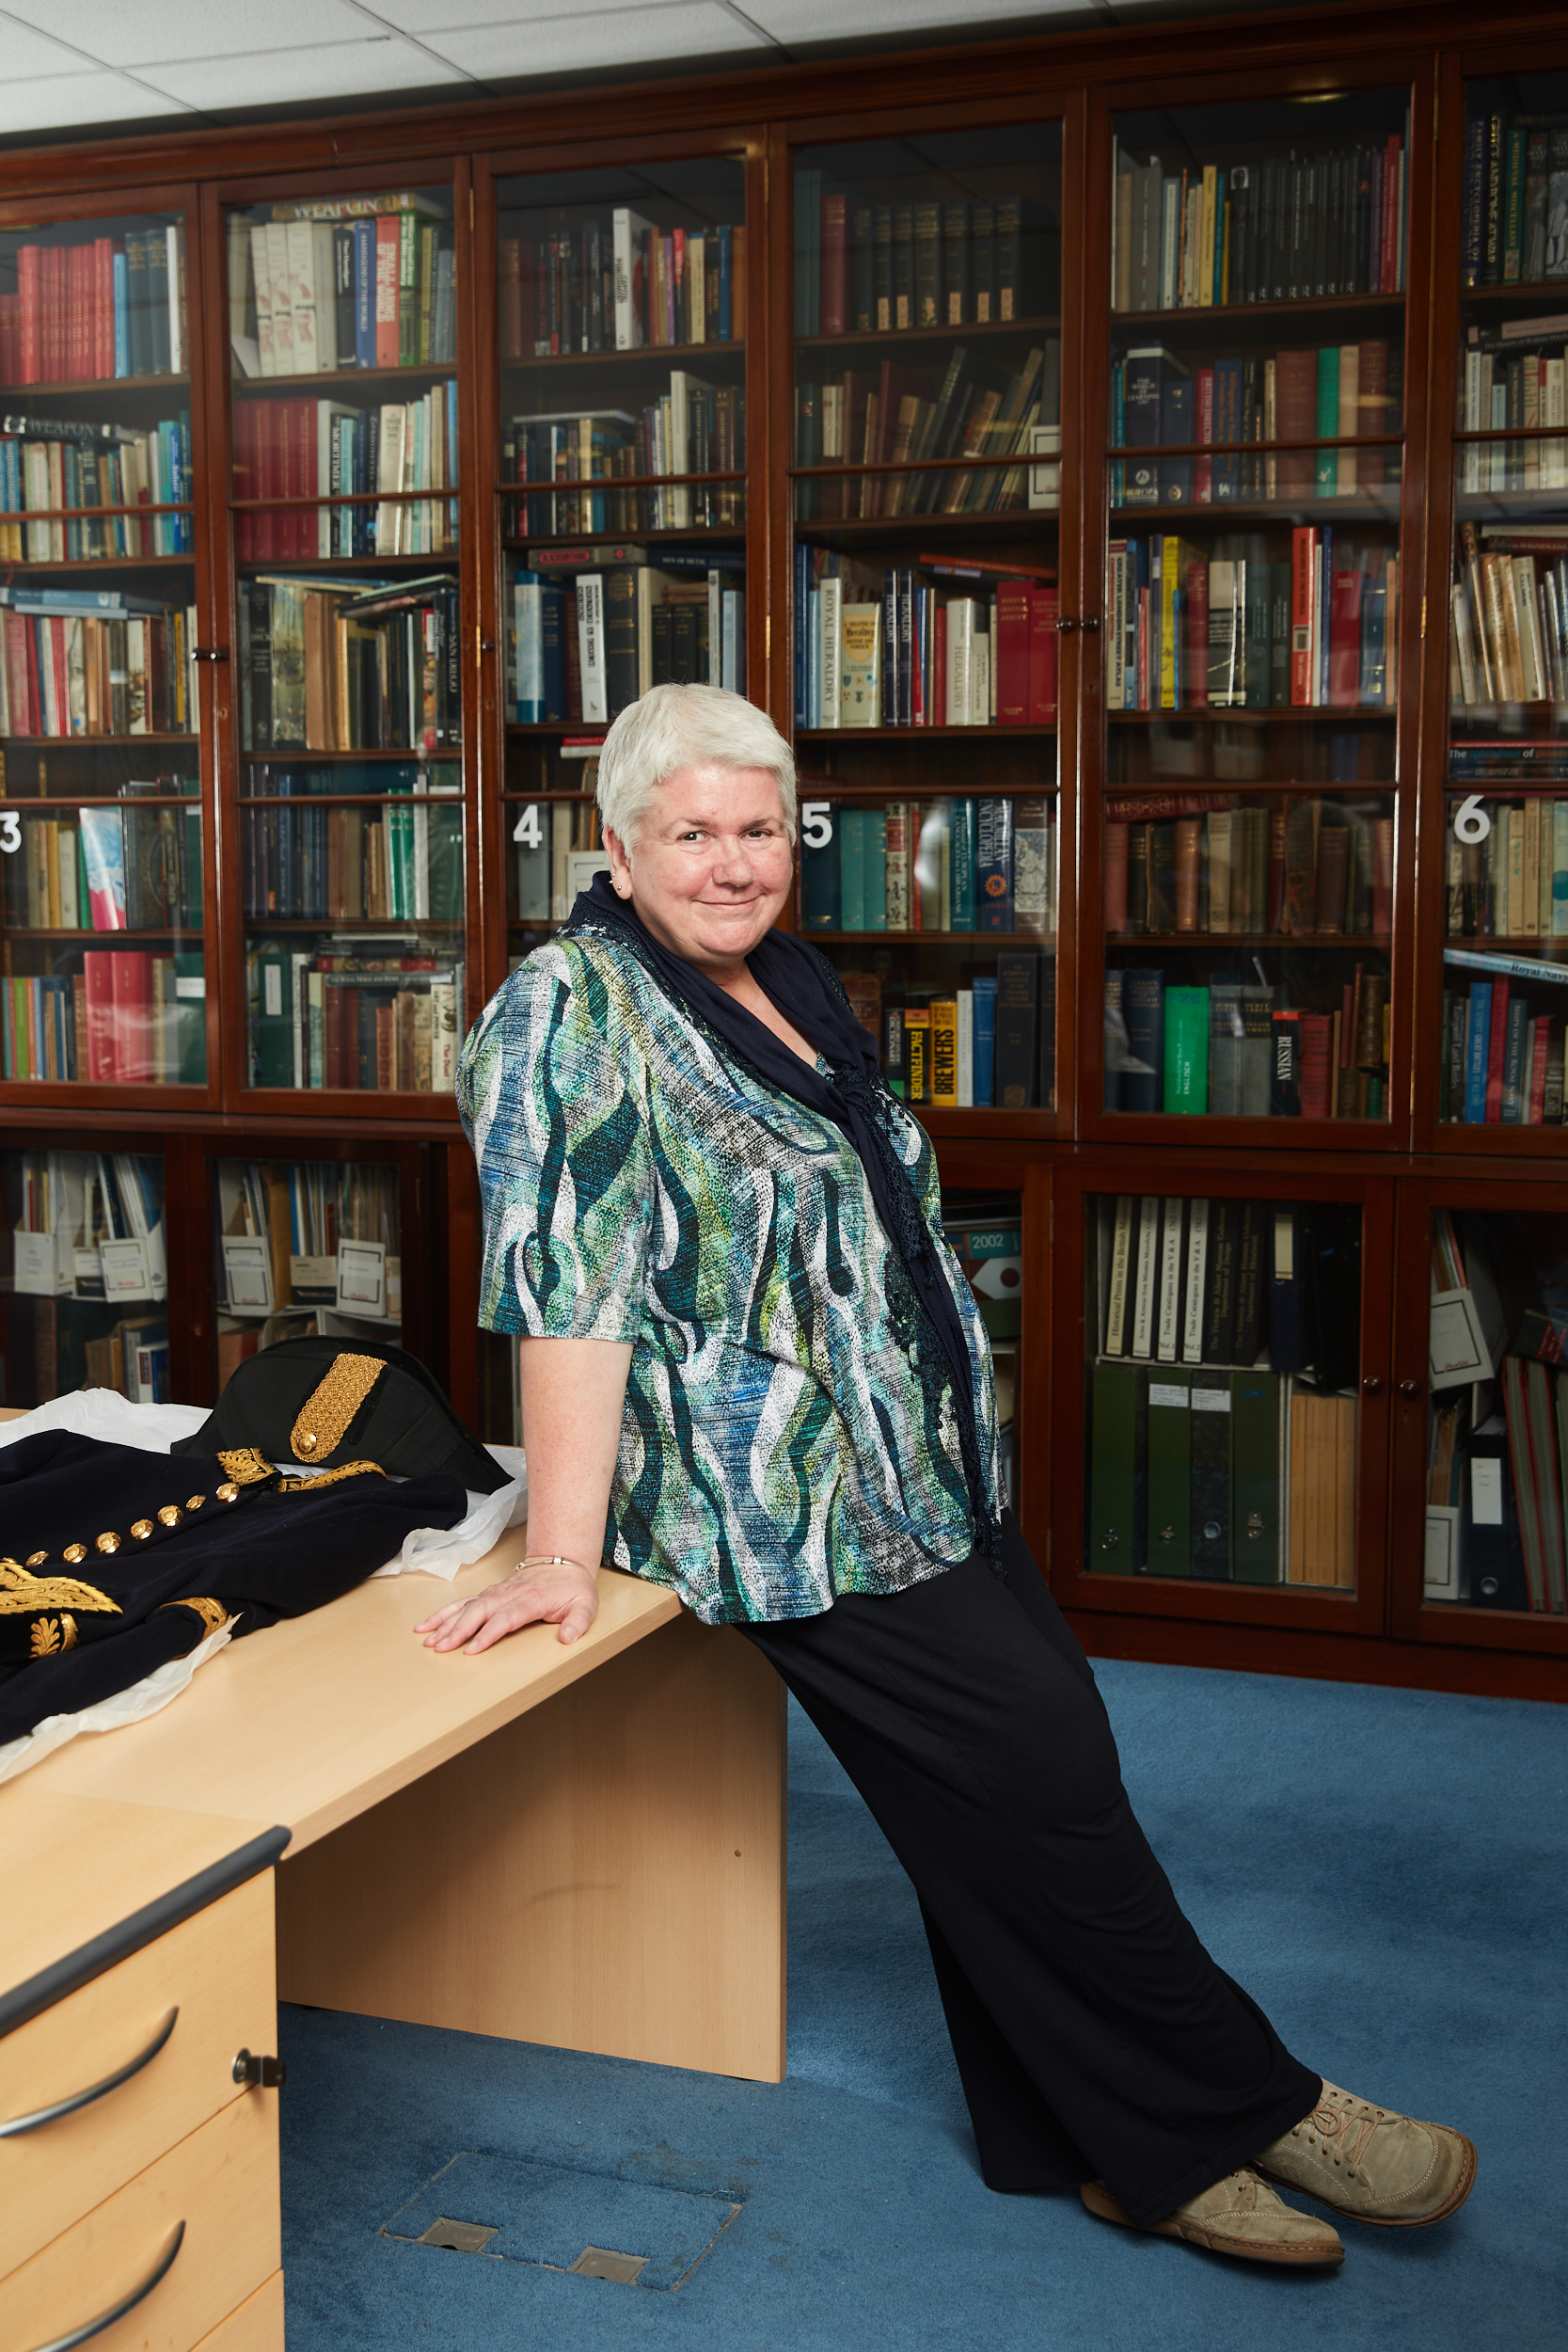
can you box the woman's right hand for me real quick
[416,1559,600,1654]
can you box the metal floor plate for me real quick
[382,2152,741,2291]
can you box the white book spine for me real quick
[167,227,183,376]
[611,209,635,351]
[946,596,974,725]
[670,372,691,530]
[515,580,542,719]
[313,224,338,372]
[707,567,722,687]
[265,223,293,373]
[1131,1195,1160,1359]
[957,990,974,1106]
[1104,1194,1134,1358]
[578,572,608,723]
[1181,1197,1209,1363]
[1156,1197,1184,1362]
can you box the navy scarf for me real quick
[564,871,1000,1565]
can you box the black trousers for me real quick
[739,1514,1320,2230]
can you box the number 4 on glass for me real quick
[513,804,544,848]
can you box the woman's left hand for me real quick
[415,1559,600,1654]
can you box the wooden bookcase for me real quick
[0,0,1565,1699]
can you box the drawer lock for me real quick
[231,2049,286,2090]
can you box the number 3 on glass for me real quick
[1453,795,1491,846]
[0,814,20,854]
[801,801,833,850]
[512,803,544,848]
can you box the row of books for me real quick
[228,198,457,379]
[216,1154,401,1322]
[248,942,462,1094]
[793,180,1053,338]
[1445,799,1568,938]
[0,226,186,385]
[1450,525,1568,706]
[1459,321,1568,490]
[243,799,463,925]
[1108,532,1400,711]
[1104,966,1390,1119]
[232,387,458,561]
[1,950,205,1084]
[833,955,1056,1111]
[2,1295,170,1406]
[503,382,745,537]
[1112,133,1408,313]
[0,598,198,739]
[5,801,202,935]
[10,1146,166,1300]
[1096,1194,1358,1375]
[1462,116,1568,289]
[1106,797,1394,939]
[512,559,745,723]
[499,215,744,357]
[515,799,603,924]
[800,796,1055,936]
[794,551,1059,730]
[1439,950,1568,1122]
[0,411,194,560]
[1111,340,1398,504]
[794,342,1061,522]
[237,576,460,756]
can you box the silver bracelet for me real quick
[517,1553,598,1576]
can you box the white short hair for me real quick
[596,684,797,854]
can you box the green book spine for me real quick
[1146,1370,1193,1575]
[863,808,888,932]
[1163,985,1210,1113]
[949,797,977,930]
[838,806,867,931]
[802,828,841,930]
[1230,1367,1282,1582]
[1087,1360,1146,1571]
[251,942,293,1088]
[1189,1378,1232,1578]
[1502,124,1528,282]
[1315,349,1339,495]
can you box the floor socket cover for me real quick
[571,2248,650,2284]
[417,2217,499,2254]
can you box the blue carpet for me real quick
[279,1661,1568,2349]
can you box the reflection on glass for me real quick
[3,1147,170,1401]
[214,1155,401,1374]
[1085,1190,1362,1588]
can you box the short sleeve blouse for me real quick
[456,927,1000,1626]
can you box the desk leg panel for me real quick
[275,1617,786,2083]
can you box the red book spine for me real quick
[1028,585,1058,721]
[115,951,155,1083]
[1184,559,1209,709]
[994,578,1031,723]
[1104,819,1130,932]
[5,612,32,735]
[73,246,91,384]
[96,239,114,380]
[375,217,401,369]
[1485,977,1511,1122]
[291,396,314,561]
[1329,566,1362,707]
[49,617,69,740]
[1195,366,1214,502]
[1291,526,1316,705]
[45,246,63,383]
[1298,1011,1334,1117]
[18,245,40,384]
[1528,1018,1551,1122]
[83,950,119,1082]
[820,194,848,338]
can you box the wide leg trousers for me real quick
[738,1514,1320,2230]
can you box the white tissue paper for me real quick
[0,1395,527,1783]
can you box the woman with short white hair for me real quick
[425,682,1475,2269]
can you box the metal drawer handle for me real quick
[25,2219,184,2352]
[0,2009,178,2139]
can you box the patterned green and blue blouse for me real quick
[456,922,1001,1625]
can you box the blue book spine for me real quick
[1159,377,1192,503]
[863,807,888,930]
[801,820,840,931]
[718,224,733,342]
[882,569,900,728]
[950,797,977,930]
[793,542,810,727]
[1122,348,1163,504]
[1500,998,1529,1121]
[1360,582,1386,707]
[975,794,1014,930]
[354,221,377,368]
[540,583,565,721]
[972,976,997,1105]
[515,577,543,722]
[838,806,867,931]
[1465,983,1492,1121]
[1212,358,1243,501]
[1122,967,1165,1113]
[113,254,129,378]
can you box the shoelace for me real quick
[1291,2091,1385,2176]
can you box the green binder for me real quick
[250,941,293,1089]
[1146,1370,1193,1575]
[1230,1368,1282,1583]
[1087,1360,1145,1571]
[1189,1377,1233,1578]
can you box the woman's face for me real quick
[607,763,795,974]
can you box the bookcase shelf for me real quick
[0,6,1561,1697]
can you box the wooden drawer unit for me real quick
[0,2090,278,2352]
[191,2270,284,2352]
[1,1873,276,2275]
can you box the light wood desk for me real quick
[5,1498,786,2351]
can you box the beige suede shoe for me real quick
[1080,2168,1345,2266]
[1255,2082,1477,2228]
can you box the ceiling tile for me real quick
[0,69,187,135]
[135,36,469,107]
[423,4,770,79]
[0,0,401,67]
[738,0,1086,37]
[0,14,112,75]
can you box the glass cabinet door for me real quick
[497,154,748,970]
[0,202,207,1092]
[1101,90,1410,1131]
[224,183,466,1099]
[212,1151,402,1378]
[1441,73,1568,1136]
[790,123,1065,1125]
[2,1144,170,1402]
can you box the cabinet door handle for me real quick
[192,646,229,662]
[0,2008,178,2139]
[1056,615,1077,633]
[1080,615,1101,633]
[1361,1375,1383,1397]
[24,2219,184,2352]
[1399,1379,1422,1402]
